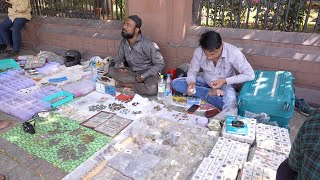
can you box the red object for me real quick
[168,68,176,80]
[116,94,134,102]
[205,108,221,118]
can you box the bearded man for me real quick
[108,15,165,95]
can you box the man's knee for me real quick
[0,24,9,31]
[12,22,26,32]
[108,67,117,76]
[135,83,157,96]
[11,26,23,33]
[134,77,158,95]
[145,84,158,95]
[222,85,237,105]
[172,77,187,92]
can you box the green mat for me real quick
[1,114,111,172]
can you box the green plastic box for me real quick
[0,59,21,73]
[42,91,74,108]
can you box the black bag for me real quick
[176,63,189,78]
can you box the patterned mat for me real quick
[1,114,111,172]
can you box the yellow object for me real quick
[7,0,32,21]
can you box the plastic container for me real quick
[35,62,61,75]
[157,74,165,100]
[62,79,95,97]
[43,91,74,108]
[0,59,21,73]
[1,73,35,91]
[30,86,61,99]
[13,107,35,121]
[0,91,51,121]
[164,74,173,106]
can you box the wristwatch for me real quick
[140,74,145,80]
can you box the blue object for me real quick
[0,16,29,52]
[186,97,201,109]
[226,115,248,135]
[48,76,68,83]
[105,85,116,96]
[238,70,295,127]
[42,91,74,108]
[0,58,21,73]
[172,76,233,109]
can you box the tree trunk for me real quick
[193,0,203,25]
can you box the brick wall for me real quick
[20,17,123,59]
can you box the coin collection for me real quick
[88,104,107,112]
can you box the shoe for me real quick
[295,98,312,116]
[0,120,11,130]
[5,50,19,57]
[0,174,6,180]
[0,44,7,53]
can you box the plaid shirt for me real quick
[288,108,320,180]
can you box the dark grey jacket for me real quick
[113,34,165,78]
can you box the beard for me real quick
[121,29,134,39]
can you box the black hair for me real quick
[199,31,222,51]
[136,26,142,34]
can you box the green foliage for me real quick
[114,0,126,20]
[200,0,314,32]
[277,2,308,31]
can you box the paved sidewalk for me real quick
[0,49,310,179]
[0,106,308,180]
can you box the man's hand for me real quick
[209,79,227,89]
[135,74,144,83]
[187,82,196,96]
[208,88,225,96]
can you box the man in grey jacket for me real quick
[108,15,165,95]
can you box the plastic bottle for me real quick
[164,74,173,106]
[91,62,98,82]
[157,74,165,100]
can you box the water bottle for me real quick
[91,62,98,82]
[157,74,165,100]
[164,74,173,106]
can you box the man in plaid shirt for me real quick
[277,108,320,179]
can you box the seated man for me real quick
[0,0,31,56]
[276,108,320,180]
[172,30,254,112]
[108,15,165,96]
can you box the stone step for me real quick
[183,36,320,62]
[186,26,320,48]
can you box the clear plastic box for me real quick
[62,79,95,97]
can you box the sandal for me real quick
[0,120,11,130]
[5,50,19,57]
[0,44,7,53]
[0,174,6,180]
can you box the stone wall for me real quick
[20,17,123,59]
